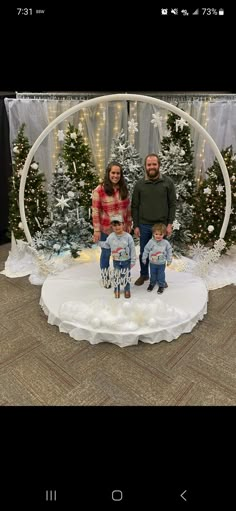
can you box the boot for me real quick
[134,275,149,286]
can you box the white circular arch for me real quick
[19,93,231,243]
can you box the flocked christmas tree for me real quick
[109,129,144,197]
[159,112,196,255]
[8,124,48,241]
[61,123,99,215]
[32,158,93,258]
[189,146,236,251]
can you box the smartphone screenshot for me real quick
[1,6,235,508]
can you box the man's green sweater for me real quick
[131,174,176,228]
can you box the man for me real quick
[131,153,176,285]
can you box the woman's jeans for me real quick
[113,259,131,293]
[100,232,111,270]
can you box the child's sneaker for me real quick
[157,287,164,294]
[147,284,154,291]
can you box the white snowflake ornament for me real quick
[128,119,138,135]
[151,112,162,128]
[55,195,71,211]
[57,130,65,142]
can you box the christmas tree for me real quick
[189,146,236,251]
[109,129,144,197]
[32,158,93,258]
[8,124,48,241]
[159,112,196,255]
[61,123,99,215]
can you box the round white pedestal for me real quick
[40,261,208,348]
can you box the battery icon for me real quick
[218,8,224,15]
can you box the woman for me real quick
[92,161,132,280]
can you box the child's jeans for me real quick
[150,263,165,288]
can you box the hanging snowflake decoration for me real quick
[128,118,138,135]
[151,112,163,128]
[57,130,65,142]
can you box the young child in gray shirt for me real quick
[99,214,136,298]
[142,223,172,294]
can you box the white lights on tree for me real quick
[207,225,214,232]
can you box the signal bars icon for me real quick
[192,9,199,15]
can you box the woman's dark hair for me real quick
[103,161,128,199]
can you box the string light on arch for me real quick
[197,97,210,185]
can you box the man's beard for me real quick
[146,169,159,180]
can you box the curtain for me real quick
[0,96,14,243]
[4,94,236,187]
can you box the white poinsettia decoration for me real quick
[70,132,77,140]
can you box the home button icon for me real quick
[112,490,123,501]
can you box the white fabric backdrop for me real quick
[4,95,236,187]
